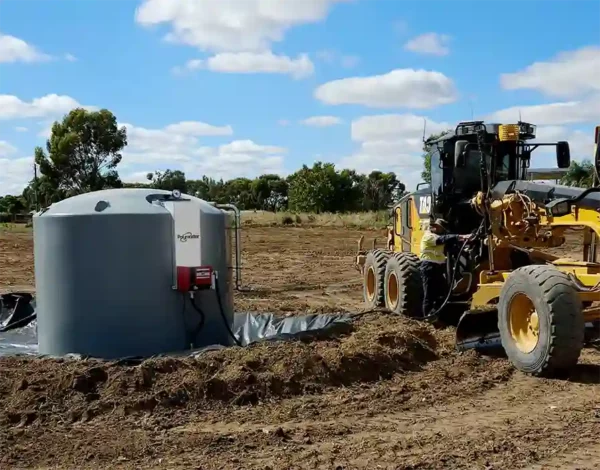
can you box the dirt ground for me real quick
[0,225,599,470]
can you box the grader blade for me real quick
[455,307,504,354]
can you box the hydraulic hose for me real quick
[214,275,243,347]
[189,294,206,347]
[422,221,485,323]
[180,276,242,348]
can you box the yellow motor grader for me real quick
[356,122,600,377]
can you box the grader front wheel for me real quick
[498,265,584,377]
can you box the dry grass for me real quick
[241,210,390,229]
[0,222,30,232]
[9,212,391,230]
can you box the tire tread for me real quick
[363,249,391,307]
[498,265,584,377]
[384,252,423,317]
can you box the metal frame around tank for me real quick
[213,203,242,290]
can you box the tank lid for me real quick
[35,188,223,216]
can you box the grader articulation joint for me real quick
[356,123,600,377]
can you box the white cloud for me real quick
[301,115,342,127]
[316,49,360,68]
[217,139,285,155]
[37,122,54,139]
[404,33,451,56]
[487,94,600,126]
[0,94,92,120]
[14,126,28,132]
[531,126,595,164]
[171,58,202,75]
[338,141,425,190]
[121,120,232,160]
[177,51,314,79]
[277,119,291,127]
[340,55,360,69]
[351,114,450,143]
[0,157,33,196]
[0,141,17,157]
[0,32,52,63]
[500,46,600,98]
[339,114,452,189]
[315,68,457,109]
[64,53,77,62]
[183,141,286,180]
[164,121,233,136]
[316,49,336,63]
[119,121,286,181]
[122,171,154,184]
[135,0,347,53]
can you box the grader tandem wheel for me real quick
[360,249,590,378]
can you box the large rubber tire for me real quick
[383,252,423,317]
[498,265,584,377]
[363,249,391,308]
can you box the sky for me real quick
[0,0,599,196]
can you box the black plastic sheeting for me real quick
[0,293,354,358]
[233,312,354,346]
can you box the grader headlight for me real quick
[545,198,571,217]
[499,124,520,141]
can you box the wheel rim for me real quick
[508,293,540,354]
[387,272,399,309]
[366,266,376,301]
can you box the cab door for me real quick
[394,198,412,252]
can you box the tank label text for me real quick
[177,232,200,243]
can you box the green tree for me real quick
[224,177,256,209]
[361,171,404,211]
[561,160,596,188]
[187,176,227,202]
[287,162,339,213]
[147,169,187,192]
[0,195,26,218]
[251,174,289,211]
[333,169,363,212]
[34,108,127,195]
[21,175,65,210]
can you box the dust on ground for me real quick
[0,225,599,470]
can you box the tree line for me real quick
[1,108,406,217]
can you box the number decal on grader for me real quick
[419,195,431,215]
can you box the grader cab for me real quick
[356,122,600,377]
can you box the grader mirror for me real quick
[556,141,571,168]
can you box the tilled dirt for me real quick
[0,225,599,470]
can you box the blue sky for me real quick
[1,0,599,195]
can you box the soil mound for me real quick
[0,313,438,427]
